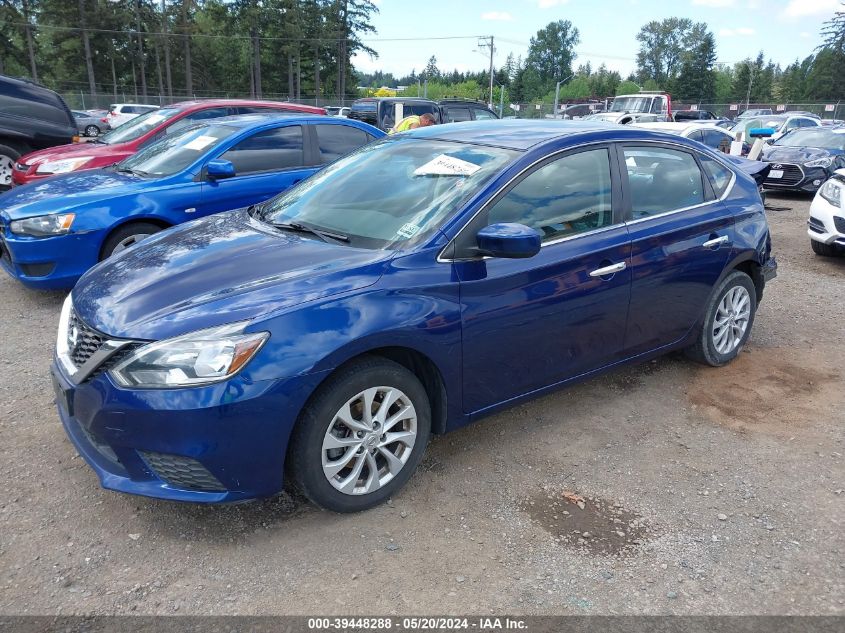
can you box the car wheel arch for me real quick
[98,216,173,259]
[301,346,449,436]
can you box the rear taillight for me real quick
[100,118,108,123]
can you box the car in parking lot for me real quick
[105,103,159,128]
[0,115,382,289]
[633,122,744,154]
[49,120,777,511]
[761,127,845,193]
[732,113,822,144]
[348,97,498,131]
[0,74,78,191]
[808,169,845,256]
[71,110,109,137]
[12,99,326,185]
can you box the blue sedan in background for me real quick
[0,115,382,289]
[52,121,776,512]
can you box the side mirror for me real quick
[476,223,541,259]
[206,159,236,180]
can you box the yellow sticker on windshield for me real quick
[184,135,217,151]
[414,154,481,177]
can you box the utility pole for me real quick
[745,64,755,111]
[478,36,495,108]
[553,75,572,120]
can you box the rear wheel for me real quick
[0,143,22,191]
[287,356,431,512]
[810,238,841,257]
[84,125,100,137]
[100,222,163,260]
[685,270,757,367]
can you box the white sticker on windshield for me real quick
[146,114,166,125]
[414,154,481,177]
[184,135,217,151]
[397,223,421,238]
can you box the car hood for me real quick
[762,146,842,164]
[18,140,132,167]
[0,169,146,220]
[72,210,392,340]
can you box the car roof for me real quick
[164,99,325,114]
[185,113,375,131]
[634,122,729,134]
[403,119,693,150]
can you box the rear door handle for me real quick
[589,262,626,278]
[703,235,730,249]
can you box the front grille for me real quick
[834,215,845,233]
[68,309,105,367]
[765,163,804,187]
[139,451,226,492]
[808,216,827,234]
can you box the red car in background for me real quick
[12,99,325,186]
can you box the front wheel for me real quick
[0,143,22,191]
[100,222,162,260]
[287,357,431,512]
[685,270,757,367]
[810,238,841,257]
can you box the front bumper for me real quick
[807,194,845,246]
[51,357,326,503]
[0,229,103,289]
[763,163,831,193]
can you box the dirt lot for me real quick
[0,193,842,616]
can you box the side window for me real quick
[472,108,497,120]
[219,125,304,175]
[407,104,440,122]
[313,124,370,164]
[444,107,471,123]
[121,106,135,114]
[487,148,614,242]
[623,146,705,219]
[703,129,730,150]
[699,154,733,198]
[686,129,704,143]
[185,107,230,122]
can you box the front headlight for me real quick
[10,213,75,237]
[819,179,843,207]
[36,156,94,175]
[109,322,269,388]
[805,157,833,168]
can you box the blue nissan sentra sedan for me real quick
[0,115,382,289]
[52,120,777,512]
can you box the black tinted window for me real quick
[185,107,230,122]
[703,129,731,150]
[623,146,705,218]
[699,154,733,197]
[220,125,304,174]
[444,107,471,123]
[488,148,614,242]
[314,124,370,164]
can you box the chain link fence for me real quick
[503,101,844,120]
[59,90,357,110]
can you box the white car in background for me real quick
[632,122,740,153]
[808,169,845,256]
[106,103,159,128]
[731,114,821,143]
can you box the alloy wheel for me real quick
[321,386,418,495]
[712,285,751,355]
[0,155,14,187]
[111,232,154,255]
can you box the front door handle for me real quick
[703,235,730,249]
[589,262,626,278]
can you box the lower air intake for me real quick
[139,451,226,492]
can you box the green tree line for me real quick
[0,0,378,104]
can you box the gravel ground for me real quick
[0,193,842,616]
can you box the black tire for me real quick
[810,238,841,257]
[287,356,431,513]
[84,125,100,137]
[0,143,22,191]
[685,270,757,367]
[100,222,162,260]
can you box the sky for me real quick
[350,0,841,81]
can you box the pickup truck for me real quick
[348,97,499,131]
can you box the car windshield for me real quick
[610,97,652,113]
[116,123,236,178]
[99,107,180,144]
[260,138,518,249]
[774,129,845,150]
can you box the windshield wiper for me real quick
[114,166,150,177]
[271,221,349,244]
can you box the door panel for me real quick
[620,144,734,355]
[456,146,631,414]
[458,229,632,413]
[198,168,314,217]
